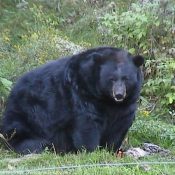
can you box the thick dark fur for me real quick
[1,47,144,154]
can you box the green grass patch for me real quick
[0,148,174,174]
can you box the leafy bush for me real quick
[100,0,174,56]
[144,57,175,107]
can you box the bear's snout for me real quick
[112,83,126,102]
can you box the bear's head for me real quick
[64,47,144,103]
[98,50,144,103]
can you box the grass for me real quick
[0,0,175,174]
[0,148,175,174]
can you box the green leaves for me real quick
[0,77,12,96]
[99,1,174,57]
[128,48,135,54]
[0,77,12,91]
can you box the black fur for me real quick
[1,47,144,154]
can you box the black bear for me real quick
[1,47,144,154]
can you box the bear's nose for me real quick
[115,94,123,101]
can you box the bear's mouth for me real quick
[112,90,126,102]
[114,97,123,102]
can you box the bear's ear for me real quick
[87,52,103,63]
[79,52,103,77]
[80,52,103,70]
[133,55,144,67]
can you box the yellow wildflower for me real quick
[4,36,10,41]
[14,45,20,50]
[4,29,9,33]
[31,33,38,39]
[22,35,28,41]
[140,110,149,116]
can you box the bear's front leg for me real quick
[101,113,135,152]
[71,116,103,152]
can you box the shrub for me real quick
[100,0,174,56]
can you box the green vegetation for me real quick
[0,149,174,174]
[0,0,175,174]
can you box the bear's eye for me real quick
[123,76,129,81]
[109,77,115,82]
